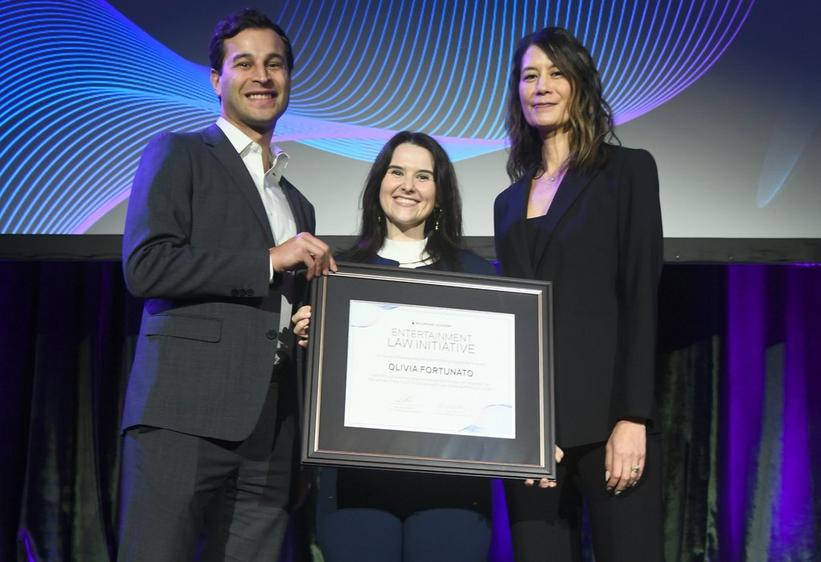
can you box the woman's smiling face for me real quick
[379,143,437,241]
[518,45,572,134]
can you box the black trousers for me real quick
[116,377,295,562]
[504,434,664,562]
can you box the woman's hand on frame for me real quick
[292,305,312,348]
[524,445,564,488]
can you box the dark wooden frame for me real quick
[301,262,556,479]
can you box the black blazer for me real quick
[494,144,663,447]
[121,124,314,440]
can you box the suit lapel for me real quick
[280,177,310,234]
[202,125,275,245]
[531,167,596,270]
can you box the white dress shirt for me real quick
[216,118,298,363]
[216,117,297,248]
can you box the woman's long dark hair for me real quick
[506,27,616,182]
[343,131,464,269]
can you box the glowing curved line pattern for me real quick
[0,0,754,233]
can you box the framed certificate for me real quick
[301,262,555,480]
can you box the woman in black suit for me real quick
[494,28,664,562]
[294,131,495,561]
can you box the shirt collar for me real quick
[216,117,289,180]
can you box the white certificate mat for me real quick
[344,300,516,438]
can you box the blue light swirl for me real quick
[0,0,754,233]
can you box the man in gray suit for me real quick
[117,9,335,561]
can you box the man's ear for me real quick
[210,68,221,98]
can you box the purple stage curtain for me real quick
[0,261,137,562]
[723,265,820,562]
[1,262,819,561]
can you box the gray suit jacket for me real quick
[121,124,314,441]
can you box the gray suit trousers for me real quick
[117,376,295,562]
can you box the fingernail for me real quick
[606,486,613,493]
[605,471,610,481]
[614,490,622,496]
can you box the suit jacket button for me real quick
[247,288,255,296]
[266,330,277,340]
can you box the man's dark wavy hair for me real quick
[505,27,616,181]
[209,8,294,73]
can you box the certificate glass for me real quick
[301,262,555,479]
[344,300,516,439]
